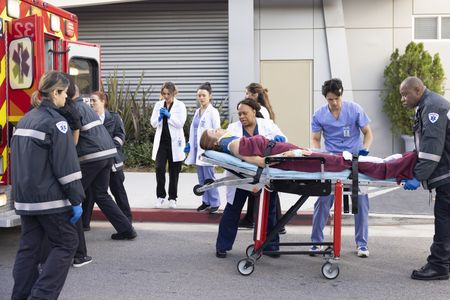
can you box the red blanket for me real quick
[238,135,417,182]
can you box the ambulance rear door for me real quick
[61,40,101,95]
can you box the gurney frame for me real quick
[195,154,399,279]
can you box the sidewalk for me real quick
[92,172,435,225]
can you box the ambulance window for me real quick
[69,58,99,94]
[44,38,54,71]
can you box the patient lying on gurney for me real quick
[200,129,417,183]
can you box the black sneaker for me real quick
[216,250,227,258]
[83,226,91,232]
[238,219,254,229]
[73,256,93,268]
[278,227,287,235]
[197,202,210,212]
[111,228,137,240]
[208,206,219,214]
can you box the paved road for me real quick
[1,222,449,299]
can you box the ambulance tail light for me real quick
[65,20,75,38]
[7,0,20,19]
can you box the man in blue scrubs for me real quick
[310,78,373,258]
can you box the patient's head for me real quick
[200,128,228,151]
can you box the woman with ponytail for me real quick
[185,82,221,213]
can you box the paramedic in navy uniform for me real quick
[73,83,136,268]
[401,76,450,280]
[11,71,85,299]
[310,78,373,258]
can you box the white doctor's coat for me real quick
[150,98,187,162]
[185,104,221,166]
[225,118,287,204]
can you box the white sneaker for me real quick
[155,197,165,208]
[357,246,369,258]
[168,199,177,209]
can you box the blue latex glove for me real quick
[273,135,286,143]
[160,107,171,119]
[358,148,370,156]
[70,204,83,224]
[184,143,190,154]
[403,177,421,190]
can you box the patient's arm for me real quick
[228,139,268,167]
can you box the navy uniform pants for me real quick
[78,158,133,257]
[109,169,132,222]
[216,188,279,252]
[427,184,450,272]
[11,211,78,300]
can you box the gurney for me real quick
[194,150,400,279]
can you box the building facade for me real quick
[50,0,450,156]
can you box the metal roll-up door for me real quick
[69,0,228,114]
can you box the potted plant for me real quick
[382,42,445,151]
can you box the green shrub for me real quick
[104,70,231,170]
[382,42,445,136]
[104,70,155,169]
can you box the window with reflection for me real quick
[69,58,99,95]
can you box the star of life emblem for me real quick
[56,121,68,134]
[428,113,439,124]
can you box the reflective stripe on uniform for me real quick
[14,129,46,140]
[79,148,117,162]
[81,120,102,131]
[418,152,441,162]
[428,171,450,184]
[15,199,71,211]
[58,171,82,185]
[114,136,124,146]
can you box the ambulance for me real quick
[0,0,101,227]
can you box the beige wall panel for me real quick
[260,29,314,60]
[313,29,331,91]
[414,0,450,14]
[260,60,312,147]
[342,0,392,28]
[346,28,393,90]
[394,0,413,28]
[313,91,328,112]
[260,0,314,29]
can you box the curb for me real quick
[92,208,314,225]
[92,208,434,226]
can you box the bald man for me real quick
[400,76,450,280]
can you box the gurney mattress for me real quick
[204,150,396,182]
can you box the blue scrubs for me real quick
[192,113,220,207]
[311,101,371,247]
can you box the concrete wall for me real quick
[253,0,331,124]
[251,0,450,156]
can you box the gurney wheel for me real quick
[237,258,255,276]
[193,184,205,196]
[245,245,262,260]
[321,262,339,280]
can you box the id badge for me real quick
[343,126,350,137]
